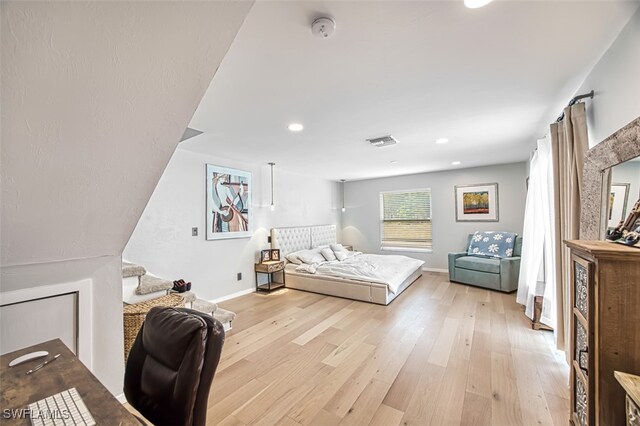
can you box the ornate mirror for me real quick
[581,116,640,240]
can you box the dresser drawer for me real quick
[573,260,589,320]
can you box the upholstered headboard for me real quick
[271,225,337,257]
[311,225,336,248]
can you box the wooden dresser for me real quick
[566,240,640,426]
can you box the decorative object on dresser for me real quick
[255,261,285,293]
[615,371,640,426]
[565,240,640,426]
[580,116,640,240]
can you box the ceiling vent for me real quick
[366,135,398,148]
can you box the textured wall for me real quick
[1,1,253,266]
[123,144,342,301]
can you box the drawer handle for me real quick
[578,348,588,375]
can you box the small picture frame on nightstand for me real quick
[260,249,271,263]
[270,249,281,261]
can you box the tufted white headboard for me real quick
[311,225,336,248]
[271,225,337,257]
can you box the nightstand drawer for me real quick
[255,261,284,273]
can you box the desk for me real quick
[0,339,138,425]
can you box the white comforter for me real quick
[295,253,424,294]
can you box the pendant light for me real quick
[269,162,275,211]
[340,179,346,212]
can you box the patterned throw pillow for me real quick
[467,231,517,259]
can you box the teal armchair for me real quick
[448,234,522,292]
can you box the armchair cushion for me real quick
[455,256,501,274]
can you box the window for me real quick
[380,189,432,250]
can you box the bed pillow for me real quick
[335,250,349,261]
[320,247,337,261]
[285,251,303,265]
[330,243,346,253]
[467,231,517,258]
[297,249,325,265]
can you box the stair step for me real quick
[193,299,217,314]
[137,275,172,295]
[170,290,196,304]
[122,262,146,278]
[213,308,236,324]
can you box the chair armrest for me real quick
[499,256,521,292]
[448,252,468,280]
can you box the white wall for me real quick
[0,256,123,394]
[575,8,640,147]
[124,142,341,301]
[0,1,252,396]
[341,162,527,271]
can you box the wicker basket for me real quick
[123,293,184,361]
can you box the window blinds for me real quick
[381,190,432,248]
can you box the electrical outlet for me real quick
[237,272,242,281]
[192,227,198,237]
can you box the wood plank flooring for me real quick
[208,273,569,425]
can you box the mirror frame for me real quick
[581,116,640,240]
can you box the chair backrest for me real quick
[124,307,225,426]
[465,233,523,256]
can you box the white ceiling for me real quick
[186,0,639,181]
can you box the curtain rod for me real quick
[555,90,594,123]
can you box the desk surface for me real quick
[0,339,137,425]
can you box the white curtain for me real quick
[517,135,556,328]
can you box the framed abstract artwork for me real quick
[205,164,252,240]
[455,183,499,222]
[608,183,630,228]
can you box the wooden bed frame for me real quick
[270,225,422,305]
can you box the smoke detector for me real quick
[366,135,399,148]
[312,17,336,39]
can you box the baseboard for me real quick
[422,267,448,274]
[116,393,127,404]
[211,288,253,304]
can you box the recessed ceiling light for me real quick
[451,161,461,166]
[436,138,449,144]
[390,160,398,164]
[464,0,493,8]
[288,123,304,132]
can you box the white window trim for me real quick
[379,188,433,250]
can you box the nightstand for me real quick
[255,261,285,293]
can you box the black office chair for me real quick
[124,307,225,426]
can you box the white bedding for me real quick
[291,252,424,294]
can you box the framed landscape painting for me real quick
[455,183,499,222]
[206,164,252,240]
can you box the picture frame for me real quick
[206,164,252,240]
[608,183,630,228]
[270,249,281,262]
[455,183,499,222]
[260,250,271,263]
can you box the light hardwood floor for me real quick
[208,273,569,425]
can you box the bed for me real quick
[271,225,424,305]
